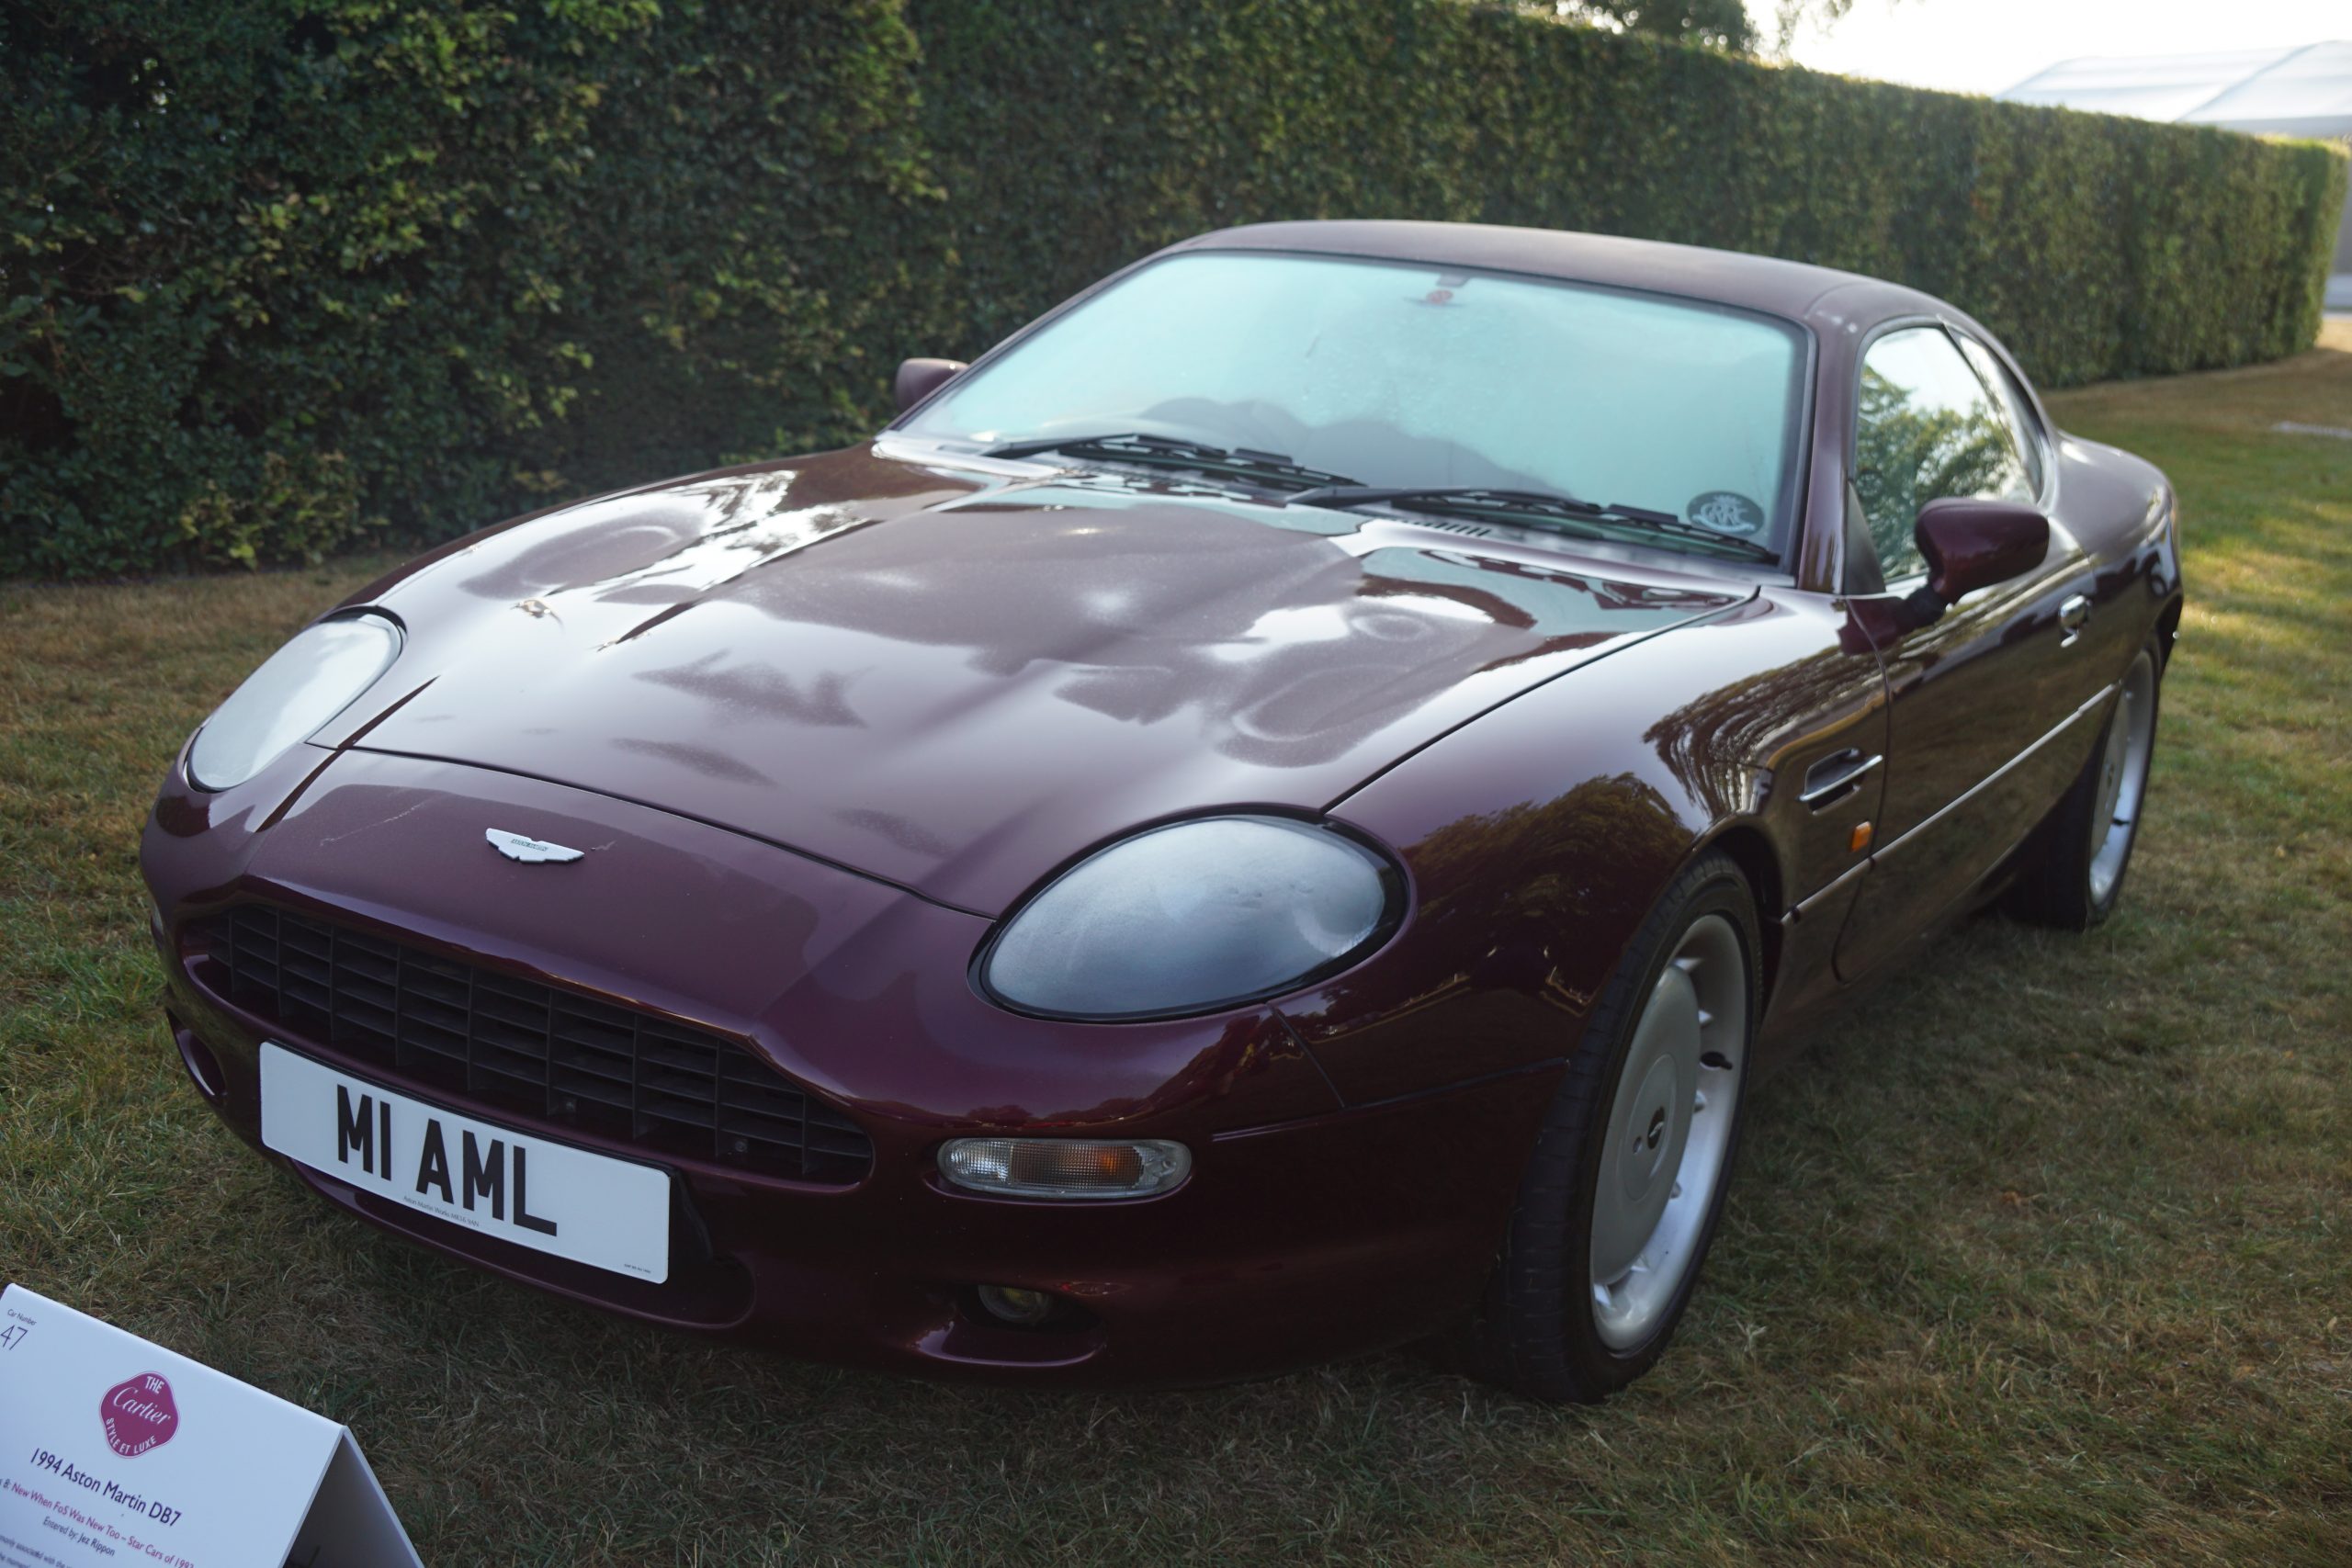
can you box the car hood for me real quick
[352,446,1749,914]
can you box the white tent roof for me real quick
[2002,40,2352,139]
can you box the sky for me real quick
[1757,0,2349,98]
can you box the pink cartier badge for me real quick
[100,1371,179,1458]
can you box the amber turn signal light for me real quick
[1850,821,1874,853]
[938,1137,1193,1200]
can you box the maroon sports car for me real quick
[142,221,2178,1401]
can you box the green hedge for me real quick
[4,0,2343,578]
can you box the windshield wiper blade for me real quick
[1288,484,1780,563]
[981,431,1359,491]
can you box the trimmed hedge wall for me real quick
[2,0,939,575]
[4,0,2344,577]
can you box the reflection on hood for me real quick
[364,451,1749,913]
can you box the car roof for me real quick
[1169,220,1944,331]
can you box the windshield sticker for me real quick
[1413,272,1473,308]
[1687,491,1766,536]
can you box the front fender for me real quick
[1291,590,1885,1104]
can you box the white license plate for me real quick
[259,1043,671,1282]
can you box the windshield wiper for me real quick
[981,431,1359,491]
[1287,484,1780,563]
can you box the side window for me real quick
[1852,326,2033,581]
[1953,333,2048,495]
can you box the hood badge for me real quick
[485,828,586,864]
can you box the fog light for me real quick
[938,1137,1191,1200]
[974,1284,1057,1326]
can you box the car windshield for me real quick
[900,251,1810,559]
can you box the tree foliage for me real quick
[1528,0,1901,56]
[1530,1,1755,51]
[1764,0,1876,56]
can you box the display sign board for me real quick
[0,1285,420,1568]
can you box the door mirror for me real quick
[893,356,967,414]
[1915,498,2048,605]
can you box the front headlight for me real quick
[186,612,402,791]
[978,815,1403,1021]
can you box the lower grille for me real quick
[189,904,871,1185]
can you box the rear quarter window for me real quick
[1954,333,2049,497]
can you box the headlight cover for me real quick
[978,815,1403,1021]
[186,612,402,791]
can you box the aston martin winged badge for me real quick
[485,828,586,863]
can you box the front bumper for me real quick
[143,746,1555,1387]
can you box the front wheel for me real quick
[1453,853,1759,1403]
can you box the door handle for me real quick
[2059,592,2091,647]
[1799,749,1883,810]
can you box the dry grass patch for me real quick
[3,331,2348,1563]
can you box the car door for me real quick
[1831,323,2100,981]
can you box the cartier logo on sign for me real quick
[100,1371,178,1457]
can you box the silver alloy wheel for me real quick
[2087,649,2158,907]
[1589,911,1747,1351]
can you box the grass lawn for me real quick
[4,325,2348,1565]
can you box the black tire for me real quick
[1451,852,1761,1403]
[2008,638,2164,931]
